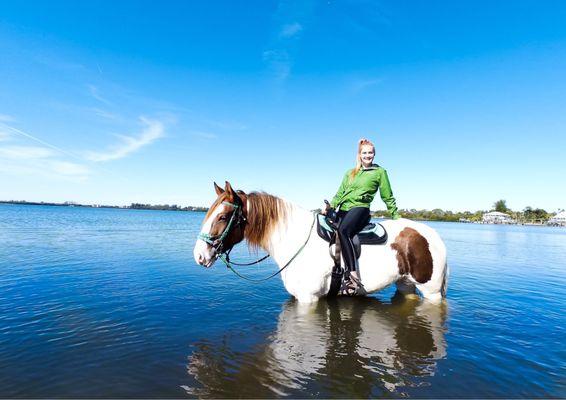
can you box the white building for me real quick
[548,211,566,226]
[482,211,515,224]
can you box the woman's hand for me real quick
[321,200,332,215]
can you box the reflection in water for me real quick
[184,294,447,398]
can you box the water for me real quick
[0,204,564,398]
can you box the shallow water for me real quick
[0,204,564,398]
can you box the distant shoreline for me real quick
[0,200,207,212]
[1,200,562,226]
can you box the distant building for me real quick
[548,211,566,226]
[482,211,515,224]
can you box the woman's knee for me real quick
[338,224,356,237]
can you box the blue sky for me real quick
[1,1,565,212]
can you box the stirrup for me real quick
[339,278,358,296]
[339,275,366,296]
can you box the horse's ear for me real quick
[224,181,241,203]
[224,181,234,195]
[214,182,225,196]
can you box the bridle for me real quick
[197,195,316,283]
[197,200,246,256]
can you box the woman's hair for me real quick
[350,138,375,179]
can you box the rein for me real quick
[221,251,271,266]
[219,212,317,283]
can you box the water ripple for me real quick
[0,206,564,398]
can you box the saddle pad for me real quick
[316,214,388,245]
[317,213,334,231]
[360,222,386,237]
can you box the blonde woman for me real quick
[326,138,400,295]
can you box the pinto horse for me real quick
[194,181,448,303]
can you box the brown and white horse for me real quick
[194,181,448,303]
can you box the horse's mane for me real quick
[245,191,288,250]
[204,191,288,251]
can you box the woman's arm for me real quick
[379,169,400,219]
[330,171,349,209]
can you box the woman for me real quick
[325,138,400,295]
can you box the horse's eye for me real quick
[218,215,227,221]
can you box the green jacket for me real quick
[331,164,400,219]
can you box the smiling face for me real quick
[359,144,375,168]
[193,182,246,268]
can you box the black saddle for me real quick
[316,213,388,258]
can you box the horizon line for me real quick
[1,199,562,214]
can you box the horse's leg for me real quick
[396,277,418,297]
[416,285,443,303]
[414,262,448,304]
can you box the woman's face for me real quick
[359,144,375,167]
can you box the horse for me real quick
[193,181,448,304]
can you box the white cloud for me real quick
[49,160,90,178]
[263,1,315,83]
[0,160,90,182]
[0,122,84,161]
[0,145,55,159]
[0,145,90,181]
[90,107,123,121]
[87,84,113,106]
[350,77,383,93]
[191,131,218,139]
[263,50,292,82]
[280,22,302,38]
[0,120,91,180]
[0,114,15,122]
[0,117,16,141]
[0,130,11,142]
[85,117,165,162]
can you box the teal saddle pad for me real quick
[316,214,388,246]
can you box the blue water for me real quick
[0,204,564,398]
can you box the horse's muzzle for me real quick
[194,240,218,268]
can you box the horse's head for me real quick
[194,181,247,268]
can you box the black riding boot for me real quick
[336,207,370,294]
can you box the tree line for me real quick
[129,203,208,212]
[0,200,207,212]
[3,199,559,223]
[372,199,558,223]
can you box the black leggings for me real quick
[336,207,370,275]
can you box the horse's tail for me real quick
[440,261,449,298]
